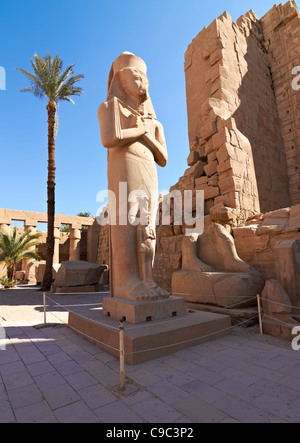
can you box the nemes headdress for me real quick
[107,52,156,118]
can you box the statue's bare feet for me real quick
[157,286,170,298]
[183,256,214,272]
[122,278,159,301]
[182,235,214,272]
[114,276,170,301]
[134,281,159,301]
[146,280,169,299]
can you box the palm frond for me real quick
[17,53,84,105]
[16,251,41,263]
[0,228,41,266]
[20,86,44,99]
[59,64,75,84]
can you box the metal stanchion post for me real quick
[119,318,125,391]
[257,294,263,335]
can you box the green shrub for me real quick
[0,276,16,288]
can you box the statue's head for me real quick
[118,67,149,103]
[107,52,156,117]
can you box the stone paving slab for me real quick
[0,319,300,423]
[1,288,300,423]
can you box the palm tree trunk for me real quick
[42,100,56,290]
[7,264,14,280]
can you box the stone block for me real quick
[15,271,26,281]
[172,271,264,309]
[208,174,219,187]
[184,161,205,177]
[204,161,218,177]
[200,118,218,141]
[187,150,200,167]
[207,151,217,163]
[54,284,103,294]
[287,204,300,231]
[204,186,220,200]
[195,176,208,188]
[219,176,235,195]
[210,49,224,66]
[212,127,231,151]
[217,158,232,175]
[257,210,289,236]
[261,279,293,316]
[261,279,299,341]
[102,296,186,324]
[214,192,238,209]
[35,262,61,285]
[216,142,236,164]
[233,227,270,255]
[273,240,300,313]
[53,261,106,289]
[211,204,238,224]
[204,138,215,156]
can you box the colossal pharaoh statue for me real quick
[98,52,169,301]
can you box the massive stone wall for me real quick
[153,2,300,292]
[261,1,300,206]
[183,7,296,213]
[234,11,291,212]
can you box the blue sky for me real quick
[0,0,284,225]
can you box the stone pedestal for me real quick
[102,296,186,324]
[172,271,264,309]
[68,307,231,365]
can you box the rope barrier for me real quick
[44,293,258,332]
[259,297,300,311]
[43,291,259,355]
[40,296,120,352]
[172,292,257,300]
[41,290,300,390]
[262,313,299,328]
[49,302,103,308]
[67,326,120,353]
[44,294,120,332]
[124,315,260,356]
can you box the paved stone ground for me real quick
[0,287,300,423]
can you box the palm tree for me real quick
[17,53,84,290]
[0,228,41,282]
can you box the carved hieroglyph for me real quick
[98,52,169,301]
